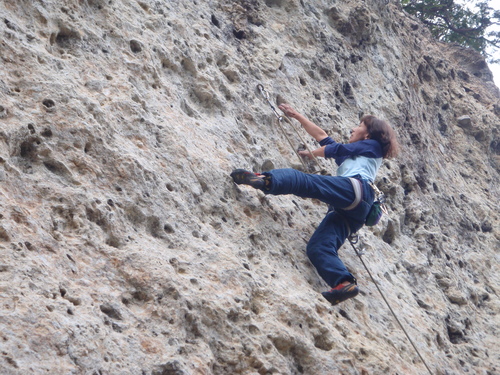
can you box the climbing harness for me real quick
[340,179,386,228]
[257,84,325,174]
[348,234,434,375]
[344,178,363,211]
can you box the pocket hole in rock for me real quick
[211,15,220,28]
[233,29,245,39]
[41,128,53,137]
[42,99,55,109]
[130,40,142,53]
[20,139,40,158]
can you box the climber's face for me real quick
[349,121,370,143]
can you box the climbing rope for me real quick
[348,234,434,375]
[257,84,324,174]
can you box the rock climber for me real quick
[231,103,399,305]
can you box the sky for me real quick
[486,2,500,89]
[490,63,500,88]
[487,17,500,89]
[461,0,500,89]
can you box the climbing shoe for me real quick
[322,282,359,305]
[230,169,265,189]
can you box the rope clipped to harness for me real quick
[348,234,433,375]
[257,84,325,174]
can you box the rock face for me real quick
[0,0,498,374]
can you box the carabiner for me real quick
[257,84,283,121]
[348,234,359,245]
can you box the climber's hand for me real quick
[279,103,299,119]
[298,150,314,160]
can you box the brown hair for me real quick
[361,115,399,158]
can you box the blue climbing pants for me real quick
[263,168,375,288]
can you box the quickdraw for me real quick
[257,84,283,121]
[369,182,388,215]
[257,84,326,174]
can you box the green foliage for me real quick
[401,0,500,61]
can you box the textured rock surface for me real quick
[0,0,499,374]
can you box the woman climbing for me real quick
[230,103,399,305]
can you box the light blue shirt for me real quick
[337,156,382,182]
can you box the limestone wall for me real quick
[0,0,498,374]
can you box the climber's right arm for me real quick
[278,104,328,142]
